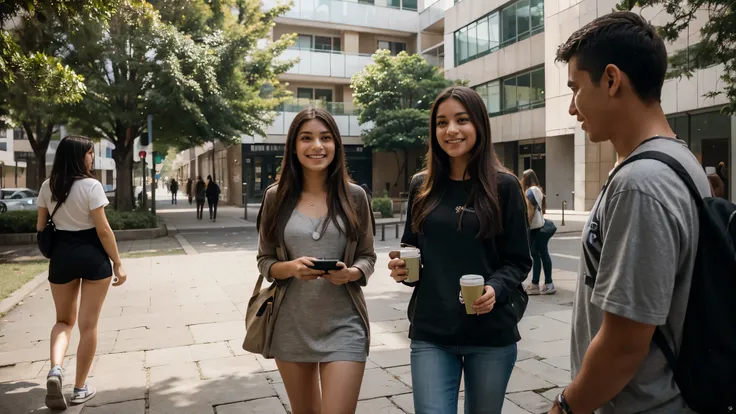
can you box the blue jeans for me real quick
[410,340,517,414]
[530,229,553,285]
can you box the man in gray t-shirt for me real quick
[549,12,712,414]
[573,137,709,413]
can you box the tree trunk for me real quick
[404,150,409,194]
[23,121,53,190]
[210,141,216,181]
[113,143,134,211]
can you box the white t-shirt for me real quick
[38,178,109,231]
[527,186,545,230]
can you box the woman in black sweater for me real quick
[388,86,531,414]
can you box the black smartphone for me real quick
[308,259,343,272]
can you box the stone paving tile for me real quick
[516,359,571,387]
[197,355,263,379]
[0,361,45,382]
[506,391,554,414]
[506,367,555,393]
[207,374,276,406]
[148,400,213,414]
[255,354,278,372]
[188,321,244,343]
[356,397,405,413]
[217,397,286,414]
[271,382,291,412]
[390,393,415,414]
[517,349,537,361]
[518,315,573,342]
[503,399,532,413]
[84,369,147,407]
[373,319,411,333]
[518,339,571,359]
[368,348,410,368]
[189,342,231,362]
[371,332,411,350]
[91,351,144,376]
[227,340,248,356]
[541,355,570,371]
[544,309,573,324]
[150,362,201,385]
[146,346,193,367]
[81,399,146,413]
[112,327,195,353]
[386,365,412,387]
[358,368,411,401]
[541,387,565,402]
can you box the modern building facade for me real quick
[173,0,735,208]
[433,0,736,210]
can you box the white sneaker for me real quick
[541,283,557,295]
[45,365,67,410]
[526,283,541,295]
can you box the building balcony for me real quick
[419,0,451,32]
[280,48,373,79]
[280,99,361,115]
[266,110,374,137]
[264,0,418,33]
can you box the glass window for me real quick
[314,89,333,102]
[458,28,468,62]
[517,0,530,38]
[295,34,312,49]
[393,42,406,55]
[387,0,400,7]
[0,142,6,151]
[489,12,500,50]
[530,0,544,31]
[501,6,517,45]
[467,22,477,58]
[378,40,390,51]
[403,0,418,10]
[503,77,517,110]
[487,81,501,114]
[516,72,531,107]
[475,84,488,109]
[477,18,490,54]
[297,88,313,101]
[333,37,341,51]
[531,68,545,103]
[314,36,332,51]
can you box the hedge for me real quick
[372,196,393,218]
[0,209,159,234]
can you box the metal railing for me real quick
[280,48,374,79]
[263,0,419,32]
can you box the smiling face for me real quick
[567,56,616,143]
[435,98,477,162]
[295,118,336,173]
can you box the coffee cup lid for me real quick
[399,248,420,257]
[459,274,485,285]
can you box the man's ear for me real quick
[604,64,622,96]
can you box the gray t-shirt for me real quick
[572,137,710,413]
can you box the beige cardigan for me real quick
[256,183,377,355]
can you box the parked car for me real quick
[0,188,39,213]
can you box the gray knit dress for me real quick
[270,210,368,363]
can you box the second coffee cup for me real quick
[460,274,486,314]
[399,248,421,283]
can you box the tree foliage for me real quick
[618,0,736,114]
[351,50,463,189]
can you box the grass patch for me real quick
[0,208,160,234]
[121,248,185,259]
[0,260,47,302]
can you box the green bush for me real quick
[0,209,159,234]
[372,196,393,218]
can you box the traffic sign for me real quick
[139,150,147,159]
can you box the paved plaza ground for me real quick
[0,200,586,413]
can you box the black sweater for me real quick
[400,172,532,347]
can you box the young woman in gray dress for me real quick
[257,108,376,414]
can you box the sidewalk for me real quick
[0,251,575,413]
[155,197,258,234]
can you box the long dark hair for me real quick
[261,108,362,244]
[412,86,505,239]
[49,136,95,203]
[521,169,546,213]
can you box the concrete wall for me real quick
[359,33,417,54]
[490,107,547,143]
[421,32,443,51]
[372,147,425,197]
[545,134,574,209]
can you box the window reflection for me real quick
[473,67,545,116]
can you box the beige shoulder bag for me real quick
[242,274,288,358]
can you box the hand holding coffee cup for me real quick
[459,275,496,315]
[388,248,421,283]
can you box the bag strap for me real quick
[526,188,542,212]
[251,273,265,297]
[49,198,63,220]
[606,149,707,373]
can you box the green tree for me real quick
[618,1,736,114]
[62,0,293,211]
[351,50,464,191]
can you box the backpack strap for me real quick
[608,150,707,372]
[526,188,542,212]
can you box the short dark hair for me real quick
[556,11,668,103]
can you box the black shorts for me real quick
[49,228,113,285]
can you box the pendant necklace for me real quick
[311,216,325,241]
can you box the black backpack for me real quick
[604,150,736,413]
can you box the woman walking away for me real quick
[186,178,193,205]
[195,176,206,219]
[257,108,376,414]
[36,136,128,409]
[170,179,179,204]
[388,86,531,414]
[206,175,221,222]
[522,169,556,295]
